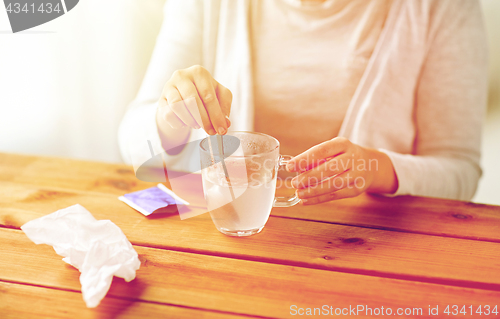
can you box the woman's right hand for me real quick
[157,65,232,136]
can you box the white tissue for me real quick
[21,204,141,308]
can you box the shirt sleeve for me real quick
[381,0,488,201]
[118,0,203,169]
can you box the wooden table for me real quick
[1,152,500,318]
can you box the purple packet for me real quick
[119,184,189,216]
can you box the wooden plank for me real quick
[0,281,251,319]
[1,183,500,290]
[273,193,500,243]
[0,153,37,182]
[0,152,205,206]
[2,152,500,242]
[2,229,500,319]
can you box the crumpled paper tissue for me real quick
[21,204,141,308]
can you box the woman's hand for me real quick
[157,65,232,135]
[286,137,398,205]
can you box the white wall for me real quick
[0,0,166,163]
[480,0,500,113]
[473,0,500,205]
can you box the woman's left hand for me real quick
[286,137,398,205]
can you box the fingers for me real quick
[216,83,233,118]
[296,170,353,199]
[164,87,200,129]
[174,81,214,134]
[291,153,351,189]
[183,97,204,129]
[217,84,232,130]
[287,137,352,172]
[160,65,232,135]
[301,186,361,205]
[193,76,228,135]
[161,86,186,129]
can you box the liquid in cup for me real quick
[200,132,299,237]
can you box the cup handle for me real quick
[273,155,301,207]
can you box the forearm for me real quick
[376,150,481,201]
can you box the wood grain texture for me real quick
[2,229,500,319]
[2,152,500,318]
[1,152,499,243]
[1,183,500,291]
[273,194,500,243]
[0,281,251,319]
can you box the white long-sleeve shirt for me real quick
[118,0,488,201]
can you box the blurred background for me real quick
[0,0,499,204]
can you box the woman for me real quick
[119,0,488,204]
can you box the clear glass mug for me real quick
[199,132,300,237]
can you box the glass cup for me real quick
[199,131,300,237]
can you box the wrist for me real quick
[365,148,398,194]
